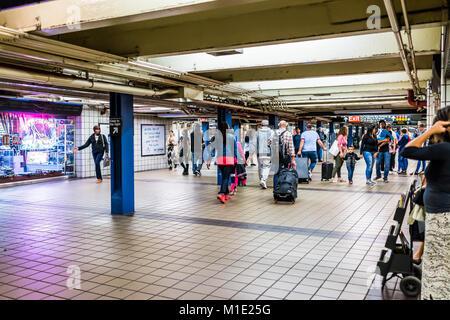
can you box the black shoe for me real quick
[383,178,389,183]
[374,176,381,180]
[197,171,201,176]
[251,164,256,166]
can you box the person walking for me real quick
[401,106,450,300]
[73,125,109,183]
[190,123,204,176]
[293,127,302,155]
[256,120,272,189]
[411,123,427,175]
[179,127,191,175]
[375,120,394,183]
[269,120,296,187]
[316,127,327,162]
[167,130,178,170]
[343,145,361,184]
[397,128,410,175]
[330,126,348,183]
[216,122,237,204]
[298,123,326,181]
[360,125,378,185]
[387,124,398,173]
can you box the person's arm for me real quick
[298,139,304,156]
[104,135,109,154]
[74,136,91,152]
[401,120,450,160]
[317,139,326,151]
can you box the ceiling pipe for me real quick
[400,0,421,94]
[383,0,418,94]
[0,65,178,97]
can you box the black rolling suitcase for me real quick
[274,167,298,204]
[321,151,333,181]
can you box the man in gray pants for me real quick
[256,120,272,189]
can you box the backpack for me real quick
[278,130,289,165]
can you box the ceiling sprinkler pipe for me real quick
[407,89,426,108]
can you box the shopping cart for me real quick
[376,179,422,297]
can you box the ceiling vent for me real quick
[207,49,243,56]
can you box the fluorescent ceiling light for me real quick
[146,27,439,72]
[231,70,432,91]
[334,109,392,114]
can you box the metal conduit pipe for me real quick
[0,26,125,64]
[400,0,421,93]
[0,65,178,97]
[383,0,418,94]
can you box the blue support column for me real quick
[201,121,209,133]
[329,121,335,146]
[348,126,353,147]
[316,120,322,128]
[233,123,241,141]
[268,114,278,129]
[297,120,306,133]
[217,108,232,185]
[109,93,134,215]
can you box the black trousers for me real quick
[218,165,234,195]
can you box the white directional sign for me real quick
[109,117,122,137]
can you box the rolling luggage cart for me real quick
[376,179,422,298]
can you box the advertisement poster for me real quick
[141,124,166,156]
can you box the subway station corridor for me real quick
[0,164,416,300]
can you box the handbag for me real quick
[407,204,426,224]
[103,156,110,168]
[329,140,339,157]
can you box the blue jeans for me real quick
[363,151,375,180]
[192,152,203,173]
[346,164,355,181]
[376,151,390,179]
[302,151,318,172]
[415,160,426,173]
[92,151,104,180]
[317,147,323,161]
[398,154,408,172]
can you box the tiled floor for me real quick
[0,162,419,300]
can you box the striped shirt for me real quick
[270,128,295,158]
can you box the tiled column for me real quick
[269,115,278,129]
[110,93,134,215]
[348,125,353,147]
[297,120,306,133]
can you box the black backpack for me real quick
[274,167,298,201]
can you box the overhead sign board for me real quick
[348,116,361,123]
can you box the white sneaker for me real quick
[260,180,267,189]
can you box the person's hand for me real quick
[430,121,450,134]
[73,147,78,153]
[297,152,301,157]
[360,154,363,159]
[291,160,296,168]
[323,147,327,151]
[106,152,109,157]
